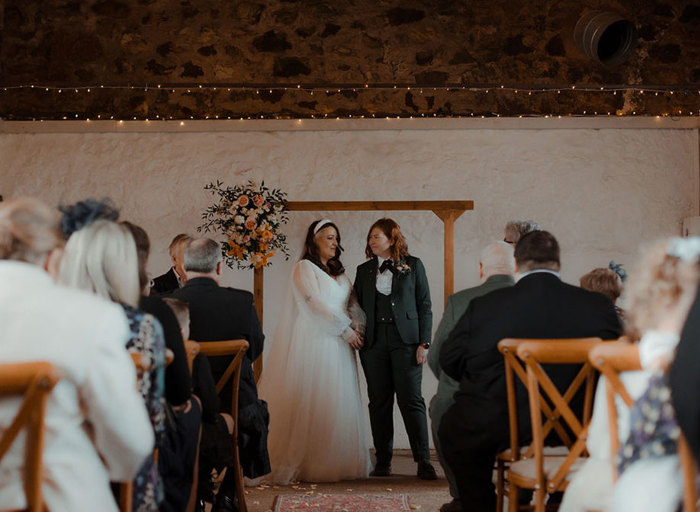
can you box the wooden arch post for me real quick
[253,200,473,379]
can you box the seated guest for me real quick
[171,238,269,512]
[151,233,193,295]
[561,237,700,512]
[580,267,624,320]
[122,221,201,512]
[59,217,167,512]
[503,219,541,245]
[0,197,153,512]
[439,230,622,512]
[428,241,515,512]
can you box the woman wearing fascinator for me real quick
[353,218,437,480]
[258,219,370,484]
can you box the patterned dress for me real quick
[121,304,167,512]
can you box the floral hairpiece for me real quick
[608,260,627,282]
[58,197,119,239]
[666,237,700,263]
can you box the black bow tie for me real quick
[378,260,394,274]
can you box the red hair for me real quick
[365,218,409,261]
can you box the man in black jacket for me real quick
[439,231,622,511]
[151,233,192,295]
[171,238,268,512]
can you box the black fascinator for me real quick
[59,198,120,239]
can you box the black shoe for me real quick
[417,459,438,480]
[439,499,463,512]
[212,492,239,512]
[370,463,392,476]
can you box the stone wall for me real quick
[1,0,698,119]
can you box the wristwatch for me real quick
[421,342,431,349]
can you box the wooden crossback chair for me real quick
[589,341,699,511]
[184,340,201,376]
[197,339,250,512]
[506,338,602,512]
[0,361,60,512]
[496,339,599,512]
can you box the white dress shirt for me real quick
[0,261,154,512]
[376,256,393,296]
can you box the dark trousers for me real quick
[438,402,510,512]
[360,323,430,464]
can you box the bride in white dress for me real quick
[259,219,370,483]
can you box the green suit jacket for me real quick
[354,255,432,347]
[427,274,515,421]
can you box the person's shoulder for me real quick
[222,286,255,302]
[357,259,375,271]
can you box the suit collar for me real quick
[183,276,219,289]
[483,274,515,287]
[516,269,561,283]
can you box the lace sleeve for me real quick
[292,260,352,337]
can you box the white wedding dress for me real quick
[258,259,370,483]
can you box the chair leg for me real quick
[496,461,505,512]
[232,436,247,512]
[534,489,546,512]
[508,481,520,512]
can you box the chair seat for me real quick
[497,445,569,462]
[507,456,586,490]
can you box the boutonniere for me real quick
[394,260,411,275]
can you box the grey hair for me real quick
[58,220,141,307]
[480,241,515,277]
[504,220,541,244]
[0,197,62,265]
[184,238,222,273]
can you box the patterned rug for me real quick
[273,493,412,511]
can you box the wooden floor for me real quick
[238,450,452,512]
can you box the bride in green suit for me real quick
[353,218,437,480]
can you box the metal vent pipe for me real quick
[574,11,637,66]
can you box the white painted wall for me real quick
[1,123,698,449]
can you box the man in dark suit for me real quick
[439,230,622,511]
[150,233,192,295]
[428,241,515,512]
[171,238,267,512]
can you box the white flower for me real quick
[234,215,245,224]
[667,237,700,262]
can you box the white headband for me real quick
[313,219,333,234]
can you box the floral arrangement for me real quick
[199,180,290,270]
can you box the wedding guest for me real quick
[354,218,437,480]
[59,218,167,512]
[561,238,700,512]
[170,238,268,512]
[121,221,201,512]
[428,241,515,512]
[151,233,193,295]
[58,197,119,238]
[580,267,624,319]
[0,197,153,512]
[503,219,541,245]
[439,230,622,511]
[258,219,369,484]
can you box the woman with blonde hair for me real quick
[561,237,700,512]
[0,197,153,511]
[353,218,436,479]
[59,216,167,512]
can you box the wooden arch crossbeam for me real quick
[253,200,474,378]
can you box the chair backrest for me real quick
[498,337,601,461]
[516,338,602,494]
[184,340,201,376]
[589,341,698,511]
[0,361,61,512]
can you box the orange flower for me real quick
[244,218,257,230]
[253,251,275,269]
[227,244,244,259]
[259,242,269,252]
[252,194,264,207]
[261,229,274,240]
[237,195,250,207]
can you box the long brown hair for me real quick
[301,220,345,276]
[365,218,409,261]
